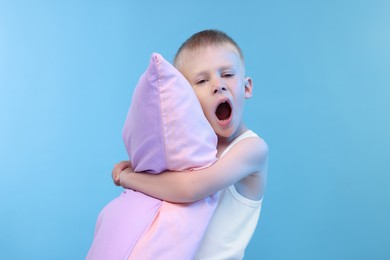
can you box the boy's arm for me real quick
[118,137,268,203]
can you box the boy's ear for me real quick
[244,77,253,99]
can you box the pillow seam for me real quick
[155,55,168,169]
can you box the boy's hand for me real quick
[112,160,132,186]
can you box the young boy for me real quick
[113,29,268,259]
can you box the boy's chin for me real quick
[214,127,235,139]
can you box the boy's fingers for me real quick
[112,160,131,186]
[122,160,132,168]
[114,160,131,171]
[112,168,120,185]
[113,174,121,186]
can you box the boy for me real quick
[113,29,268,259]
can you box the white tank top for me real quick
[195,130,263,260]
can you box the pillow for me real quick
[122,53,217,174]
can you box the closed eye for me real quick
[222,73,234,78]
[195,79,208,85]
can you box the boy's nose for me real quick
[212,79,227,94]
[213,86,227,94]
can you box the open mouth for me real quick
[215,101,232,121]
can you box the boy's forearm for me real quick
[119,169,198,203]
[119,137,268,203]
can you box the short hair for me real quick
[173,29,244,67]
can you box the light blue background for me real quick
[1,1,389,259]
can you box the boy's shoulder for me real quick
[235,130,268,153]
[233,130,268,201]
[247,130,268,161]
[223,130,268,168]
[235,130,268,170]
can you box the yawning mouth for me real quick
[215,101,232,121]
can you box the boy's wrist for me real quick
[119,168,132,188]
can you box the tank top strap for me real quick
[220,130,259,158]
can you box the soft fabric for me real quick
[195,131,265,259]
[129,194,218,259]
[86,190,161,259]
[87,53,218,260]
[122,52,217,173]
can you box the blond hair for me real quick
[174,29,244,68]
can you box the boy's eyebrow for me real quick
[195,64,236,75]
[191,71,208,80]
[220,65,236,71]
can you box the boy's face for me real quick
[177,44,253,140]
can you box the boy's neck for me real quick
[216,124,248,156]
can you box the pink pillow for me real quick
[122,53,217,173]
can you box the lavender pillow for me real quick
[122,53,217,173]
